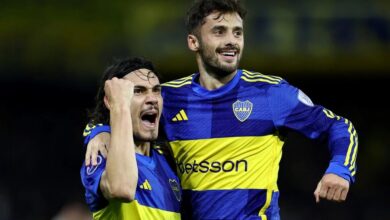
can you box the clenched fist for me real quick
[104,77,134,110]
[314,173,350,203]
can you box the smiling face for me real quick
[189,11,244,77]
[123,68,163,142]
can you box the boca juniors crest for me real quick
[232,100,253,122]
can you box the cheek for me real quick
[158,97,163,110]
[130,101,140,119]
[240,39,244,48]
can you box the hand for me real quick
[85,132,111,166]
[314,173,350,203]
[104,77,134,110]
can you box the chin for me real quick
[219,64,238,74]
[134,132,158,142]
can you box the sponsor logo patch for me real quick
[298,90,314,107]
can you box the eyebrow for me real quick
[133,84,161,89]
[212,25,226,30]
[211,25,243,31]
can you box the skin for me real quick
[87,11,350,204]
[98,68,162,201]
[187,11,244,90]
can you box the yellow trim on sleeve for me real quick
[344,120,355,167]
[83,123,103,137]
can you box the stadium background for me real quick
[0,0,389,219]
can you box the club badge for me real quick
[233,100,253,122]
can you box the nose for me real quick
[224,32,238,47]
[226,32,238,45]
[145,93,158,106]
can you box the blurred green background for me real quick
[0,0,389,219]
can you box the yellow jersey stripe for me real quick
[164,77,193,85]
[323,109,333,118]
[162,75,193,86]
[242,71,281,84]
[349,134,358,171]
[323,111,357,172]
[241,76,280,84]
[243,70,282,81]
[323,109,336,118]
[83,123,103,137]
[344,120,354,167]
[162,81,192,88]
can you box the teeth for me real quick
[222,52,235,56]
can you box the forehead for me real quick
[123,68,160,86]
[202,11,243,28]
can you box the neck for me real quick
[196,56,237,90]
[134,141,151,156]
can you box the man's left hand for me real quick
[314,173,350,203]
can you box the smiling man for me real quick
[84,1,358,219]
[80,57,181,220]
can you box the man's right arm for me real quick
[97,78,138,202]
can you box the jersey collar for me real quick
[191,69,242,98]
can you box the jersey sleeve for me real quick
[80,155,108,211]
[82,123,111,146]
[266,80,358,183]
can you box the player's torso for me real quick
[161,70,283,219]
[93,150,181,220]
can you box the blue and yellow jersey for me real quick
[161,69,358,219]
[80,144,181,220]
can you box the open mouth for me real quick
[217,48,239,61]
[220,50,237,57]
[140,110,158,128]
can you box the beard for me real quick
[198,41,241,78]
[133,130,158,142]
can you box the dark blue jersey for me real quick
[80,145,181,219]
[160,69,357,219]
[84,69,357,219]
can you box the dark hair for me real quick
[186,0,246,34]
[88,57,158,125]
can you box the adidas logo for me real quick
[140,179,152,190]
[172,109,188,122]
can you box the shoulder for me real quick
[240,69,284,87]
[162,74,194,89]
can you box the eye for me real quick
[213,28,224,36]
[133,87,145,95]
[153,86,162,94]
[234,30,243,37]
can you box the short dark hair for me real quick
[88,57,158,124]
[186,0,246,34]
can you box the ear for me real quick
[103,95,111,111]
[187,34,200,52]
